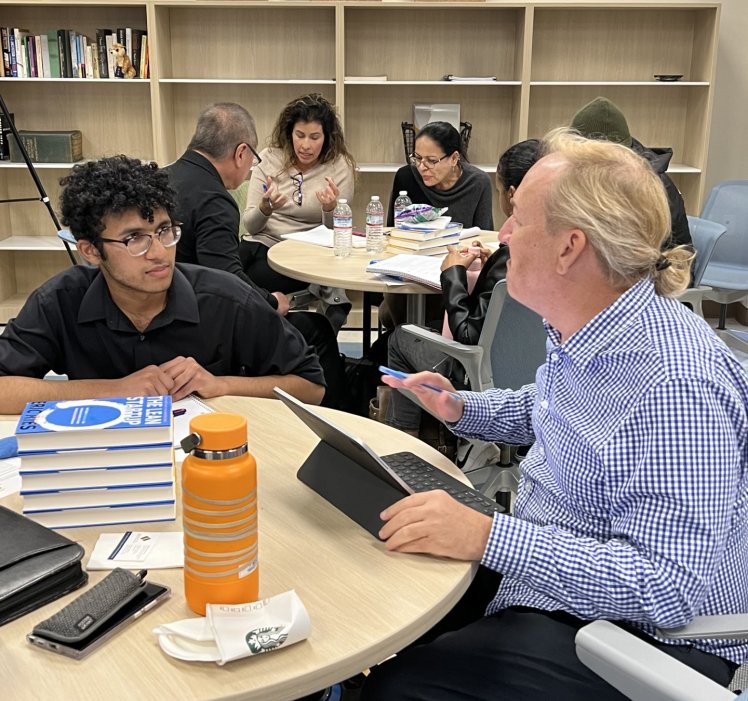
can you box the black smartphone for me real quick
[26,580,170,659]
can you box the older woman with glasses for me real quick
[386,121,494,230]
[380,121,495,330]
[241,93,356,300]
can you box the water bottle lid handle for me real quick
[180,431,202,454]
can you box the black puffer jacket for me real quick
[631,138,692,249]
[439,244,510,345]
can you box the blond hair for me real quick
[540,128,692,297]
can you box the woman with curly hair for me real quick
[241,93,356,297]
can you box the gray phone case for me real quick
[31,568,145,644]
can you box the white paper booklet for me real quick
[88,530,184,570]
[281,224,366,248]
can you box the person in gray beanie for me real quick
[570,97,692,251]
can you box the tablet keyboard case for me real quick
[0,505,88,626]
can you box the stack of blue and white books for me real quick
[387,217,476,256]
[15,396,175,529]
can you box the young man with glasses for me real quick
[0,155,326,414]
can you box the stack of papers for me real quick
[173,395,215,461]
[281,224,366,248]
[0,421,21,496]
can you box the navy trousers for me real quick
[361,568,735,701]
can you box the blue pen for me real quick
[379,366,462,401]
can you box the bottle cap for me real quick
[338,199,348,204]
[188,413,247,451]
[398,191,408,196]
[371,195,380,201]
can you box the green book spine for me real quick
[46,31,60,78]
[9,130,83,164]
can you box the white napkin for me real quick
[153,590,311,665]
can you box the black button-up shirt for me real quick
[0,263,324,386]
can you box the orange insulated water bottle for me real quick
[180,413,258,615]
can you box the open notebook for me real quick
[366,254,444,289]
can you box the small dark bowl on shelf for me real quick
[654,74,684,82]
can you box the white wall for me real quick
[703,0,748,188]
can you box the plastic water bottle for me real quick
[365,195,385,253]
[181,413,258,615]
[393,190,412,227]
[333,198,353,258]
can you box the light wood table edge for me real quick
[0,397,476,701]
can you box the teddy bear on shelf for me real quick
[111,42,136,79]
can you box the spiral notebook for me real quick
[366,254,444,289]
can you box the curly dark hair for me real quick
[270,93,356,173]
[59,155,176,252]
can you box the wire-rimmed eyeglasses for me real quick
[96,223,182,257]
[409,152,450,170]
[236,142,262,168]
[291,172,303,206]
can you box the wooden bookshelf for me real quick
[0,1,720,322]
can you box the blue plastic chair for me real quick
[677,215,726,318]
[699,181,748,351]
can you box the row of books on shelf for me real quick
[15,396,175,529]
[0,27,149,80]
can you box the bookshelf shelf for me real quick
[530,81,710,87]
[0,235,67,251]
[358,163,497,175]
[0,78,148,84]
[0,161,80,169]
[0,1,720,323]
[344,80,521,87]
[159,78,335,85]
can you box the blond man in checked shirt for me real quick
[364,129,748,701]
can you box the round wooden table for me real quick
[267,239,440,327]
[0,397,474,701]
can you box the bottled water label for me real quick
[365,196,385,254]
[333,200,353,258]
[393,191,412,226]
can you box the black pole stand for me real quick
[0,91,76,265]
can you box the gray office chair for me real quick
[699,181,748,353]
[677,215,727,319]
[401,280,547,504]
[576,618,748,700]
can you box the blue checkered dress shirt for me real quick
[452,278,748,665]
